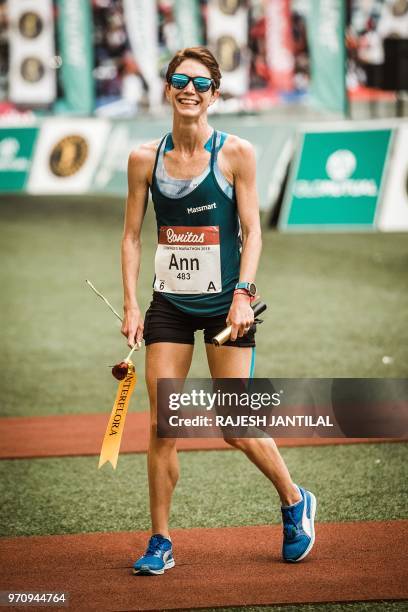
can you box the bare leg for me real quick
[205,343,301,506]
[145,342,194,537]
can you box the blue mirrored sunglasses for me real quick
[169,73,214,93]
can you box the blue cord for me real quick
[249,346,256,379]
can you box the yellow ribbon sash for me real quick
[99,362,136,469]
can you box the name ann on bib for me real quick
[154,226,221,294]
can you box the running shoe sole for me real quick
[133,557,175,575]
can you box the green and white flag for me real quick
[56,0,94,115]
[306,0,347,115]
[174,0,203,48]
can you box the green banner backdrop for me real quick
[306,0,347,115]
[56,0,94,115]
[174,0,203,47]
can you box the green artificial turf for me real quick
[1,442,406,537]
[0,195,407,417]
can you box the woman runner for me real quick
[121,47,316,575]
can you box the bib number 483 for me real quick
[154,225,221,294]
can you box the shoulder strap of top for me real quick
[204,133,213,153]
[164,133,174,153]
[212,131,228,167]
[152,133,169,181]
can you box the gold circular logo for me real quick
[393,0,408,17]
[216,36,240,72]
[19,12,43,38]
[20,57,44,83]
[219,0,242,16]
[49,135,89,178]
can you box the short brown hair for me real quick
[166,47,221,90]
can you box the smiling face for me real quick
[166,59,219,118]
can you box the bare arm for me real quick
[224,138,262,340]
[234,139,262,285]
[121,145,154,347]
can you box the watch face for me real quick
[235,282,257,296]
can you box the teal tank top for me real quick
[150,130,241,316]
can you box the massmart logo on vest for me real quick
[293,149,378,198]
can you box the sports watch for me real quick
[234,281,257,297]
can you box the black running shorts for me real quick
[143,292,256,347]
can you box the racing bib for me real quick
[154,226,222,294]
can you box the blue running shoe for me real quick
[133,534,175,575]
[281,485,316,562]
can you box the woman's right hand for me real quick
[121,305,144,347]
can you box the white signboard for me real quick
[207,0,249,97]
[28,119,111,194]
[9,0,56,106]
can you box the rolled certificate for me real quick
[212,301,267,346]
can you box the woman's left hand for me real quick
[226,294,254,341]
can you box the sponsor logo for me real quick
[326,150,356,181]
[393,0,408,17]
[217,36,241,72]
[166,228,205,243]
[293,149,378,199]
[49,135,89,177]
[187,203,217,214]
[301,493,312,537]
[0,138,29,171]
[20,57,45,83]
[19,12,43,39]
[219,0,243,15]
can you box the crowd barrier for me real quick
[0,117,407,231]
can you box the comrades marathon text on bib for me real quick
[154,226,222,294]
